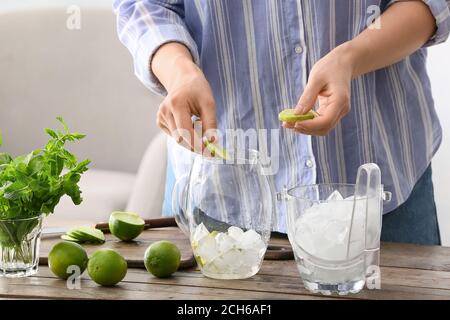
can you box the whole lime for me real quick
[87,249,127,286]
[144,241,181,278]
[109,211,145,241]
[48,241,89,280]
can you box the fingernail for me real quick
[174,135,183,144]
[204,129,217,143]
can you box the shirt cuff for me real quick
[385,0,450,47]
[134,24,200,96]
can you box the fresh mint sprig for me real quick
[0,117,90,220]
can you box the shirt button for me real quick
[305,159,314,168]
[295,45,303,54]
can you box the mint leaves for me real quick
[0,118,90,220]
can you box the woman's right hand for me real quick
[153,43,217,152]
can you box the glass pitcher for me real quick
[278,163,391,295]
[172,149,273,280]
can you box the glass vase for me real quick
[0,215,43,278]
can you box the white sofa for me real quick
[0,0,167,224]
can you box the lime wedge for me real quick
[66,226,105,244]
[109,211,145,241]
[278,109,317,122]
[203,138,229,160]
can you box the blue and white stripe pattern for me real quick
[114,0,450,232]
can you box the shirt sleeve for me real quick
[383,0,450,47]
[113,0,200,95]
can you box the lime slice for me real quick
[109,211,145,241]
[203,138,229,160]
[278,109,317,122]
[66,226,105,244]
[60,234,81,243]
[70,227,105,243]
[88,249,127,286]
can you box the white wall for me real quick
[428,41,450,246]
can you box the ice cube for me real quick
[214,249,242,272]
[294,199,367,261]
[227,226,244,241]
[215,232,236,253]
[193,223,210,243]
[196,234,220,264]
[238,229,264,250]
[240,248,262,268]
[327,190,344,201]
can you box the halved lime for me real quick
[278,109,317,122]
[203,138,229,160]
[109,211,145,241]
[66,226,105,244]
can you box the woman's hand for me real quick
[283,43,355,136]
[153,43,217,151]
[284,0,436,137]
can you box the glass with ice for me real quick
[280,164,390,295]
[172,150,273,279]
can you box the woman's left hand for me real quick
[283,43,355,136]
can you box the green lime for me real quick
[48,241,89,280]
[144,241,181,278]
[109,211,145,241]
[87,249,127,286]
[278,109,316,122]
[203,138,229,160]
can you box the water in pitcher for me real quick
[191,223,267,279]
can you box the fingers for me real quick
[156,110,172,137]
[172,108,203,152]
[199,99,217,142]
[293,91,350,136]
[157,85,217,153]
[295,72,324,115]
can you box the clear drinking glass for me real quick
[283,184,371,295]
[0,215,43,278]
[173,150,273,279]
[279,163,390,295]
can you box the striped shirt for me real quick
[114,0,450,232]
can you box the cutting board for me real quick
[39,226,197,269]
[39,217,293,270]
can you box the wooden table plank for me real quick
[4,262,450,300]
[381,242,450,272]
[0,267,331,300]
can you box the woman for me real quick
[114,0,450,245]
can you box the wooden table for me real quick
[1,227,450,300]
